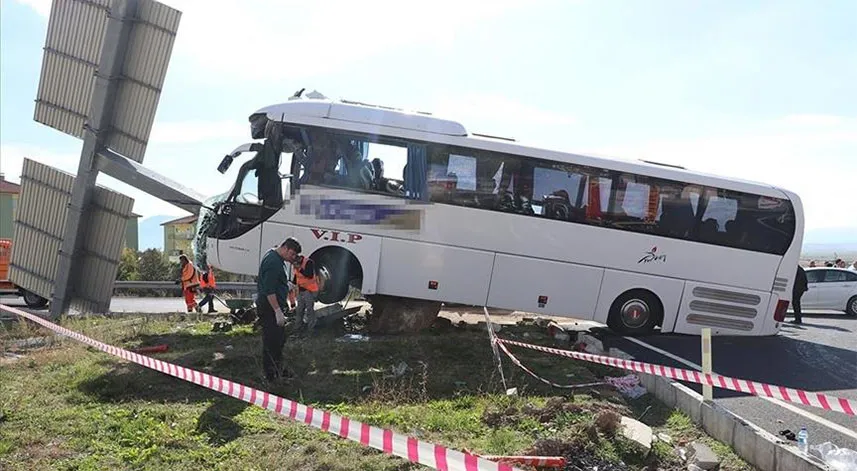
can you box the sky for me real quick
[1,0,855,235]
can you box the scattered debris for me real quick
[387,361,409,378]
[595,410,621,437]
[779,429,797,441]
[1,352,25,364]
[578,333,605,354]
[605,374,647,399]
[432,317,453,329]
[687,441,721,471]
[476,321,503,333]
[620,416,653,453]
[131,344,168,354]
[211,321,232,333]
[212,352,225,361]
[810,442,857,471]
[656,432,673,444]
[336,333,369,342]
[506,387,518,396]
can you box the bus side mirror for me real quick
[217,154,234,174]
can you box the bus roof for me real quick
[252,94,792,199]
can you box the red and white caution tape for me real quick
[0,304,523,471]
[495,339,607,390]
[497,337,857,416]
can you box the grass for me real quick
[0,314,754,471]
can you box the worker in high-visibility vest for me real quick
[178,254,200,313]
[291,254,319,332]
[197,264,217,313]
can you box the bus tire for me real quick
[366,295,442,334]
[22,290,49,309]
[312,247,362,305]
[846,296,857,317]
[606,289,662,335]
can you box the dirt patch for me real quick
[526,439,633,471]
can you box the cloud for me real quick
[149,120,247,145]
[586,115,857,231]
[433,94,578,127]
[13,0,50,16]
[14,0,533,81]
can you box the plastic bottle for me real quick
[797,426,808,454]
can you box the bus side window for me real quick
[653,182,699,239]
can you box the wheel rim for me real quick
[851,298,857,314]
[620,299,650,329]
[23,292,44,305]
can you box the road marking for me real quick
[622,335,857,441]
[757,396,857,441]
[623,336,702,369]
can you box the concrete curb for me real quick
[594,336,829,471]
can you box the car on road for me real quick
[804,267,857,316]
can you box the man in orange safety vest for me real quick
[291,254,319,332]
[198,264,217,313]
[178,254,200,313]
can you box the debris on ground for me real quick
[476,321,503,333]
[335,333,370,342]
[595,410,621,436]
[687,441,721,471]
[620,415,653,453]
[526,439,631,471]
[656,432,673,444]
[810,442,857,471]
[386,361,408,378]
[604,374,648,399]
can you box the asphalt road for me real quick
[592,312,857,452]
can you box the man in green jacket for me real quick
[257,237,301,381]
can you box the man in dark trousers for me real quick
[791,264,808,325]
[256,237,301,382]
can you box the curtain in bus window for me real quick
[404,143,428,201]
[700,192,738,243]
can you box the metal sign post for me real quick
[16,0,184,320]
[50,0,140,319]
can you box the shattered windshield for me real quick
[192,192,228,269]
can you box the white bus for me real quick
[193,91,803,336]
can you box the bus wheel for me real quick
[313,248,362,305]
[607,289,661,335]
[22,290,49,309]
[366,295,442,334]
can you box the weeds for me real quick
[0,315,753,471]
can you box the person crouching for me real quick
[292,254,320,333]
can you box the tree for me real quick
[117,248,140,281]
[138,248,172,281]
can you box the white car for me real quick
[803,267,857,316]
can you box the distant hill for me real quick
[138,215,174,251]
[801,226,857,259]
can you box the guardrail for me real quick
[113,281,255,290]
